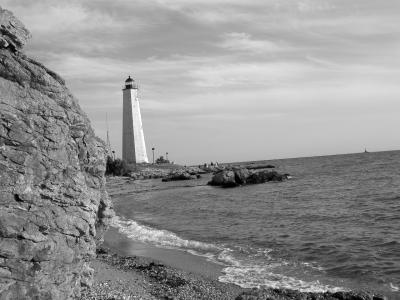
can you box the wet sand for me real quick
[80,247,243,300]
[103,226,223,280]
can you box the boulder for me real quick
[233,167,250,185]
[247,164,275,170]
[208,168,289,187]
[0,6,113,299]
[208,170,238,187]
[246,170,285,184]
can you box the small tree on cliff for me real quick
[106,156,130,176]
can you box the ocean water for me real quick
[109,151,400,299]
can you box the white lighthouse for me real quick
[122,76,149,164]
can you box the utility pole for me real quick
[106,113,112,154]
[152,147,155,164]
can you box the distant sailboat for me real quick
[364,148,369,153]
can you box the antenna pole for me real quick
[106,113,111,154]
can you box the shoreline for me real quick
[82,246,387,300]
[81,246,243,299]
[103,226,224,281]
[95,176,389,299]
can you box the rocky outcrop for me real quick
[161,167,206,182]
[129,167,170,180]
[247,164,275,170]
[126,166,205,181]
[0,7,30,52]
[208,167,288,187]
[0,6,113,299]
[162,170,199,182]
[208,170,237,187]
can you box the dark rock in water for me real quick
[208,170,238,187]
[235,288,386,300]
[234,167,250,185]
[208,168,289,187]
[247,164,275,170]
[246,170,285,184]
[0,6,114,299]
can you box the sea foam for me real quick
[113,215,220,252]
[112,215,344,293]
[219,265,342,293]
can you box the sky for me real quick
[2,0,400,164]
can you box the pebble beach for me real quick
[80,248,243,300]
[81,248,387,300]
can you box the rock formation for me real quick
[125,166,205,181]
[208,167,288,187]
[0,6,113,299]
[161,170,198,182]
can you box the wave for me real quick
[219,266,342,292]
[112,215,221,252]
[390,283,399,292]
[112,215,343,293]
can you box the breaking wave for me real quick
[113,215,220,252]
[112,215,343,293]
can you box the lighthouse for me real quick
[122,76,149,164]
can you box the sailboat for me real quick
[364,148,369,153]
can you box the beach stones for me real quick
[235,288,387,300]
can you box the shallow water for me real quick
[109,151,400,298]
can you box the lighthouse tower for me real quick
[122,76,149,164]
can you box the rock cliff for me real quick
[0,6,114,299]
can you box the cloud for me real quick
[2,0,400,162]
[297,0,335,13]
[188,61,318,87]
[1,1,125,34]
[219,32,282,54]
